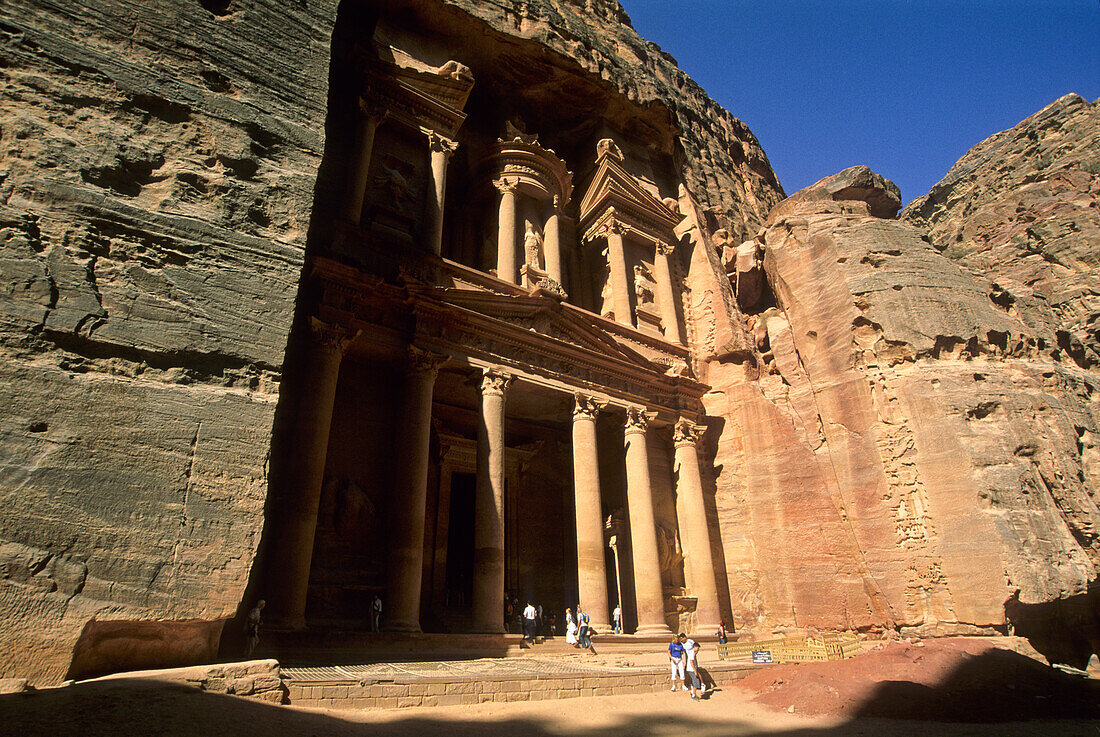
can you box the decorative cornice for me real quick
[482,139,573,206]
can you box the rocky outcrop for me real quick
[904,94,1100,368]
[704,159,1100,660]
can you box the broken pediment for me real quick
[579,139,682,247]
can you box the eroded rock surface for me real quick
[704,148,1100,662]
[0,0,336,684]
[905,94,1100,367]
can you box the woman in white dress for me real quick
[565,607,578,647]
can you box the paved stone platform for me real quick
[283,656,761,710]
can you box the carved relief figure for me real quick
[370,163,414,217]
[656,523,684,578]
[633,264,656,304]
[523,222,544,270]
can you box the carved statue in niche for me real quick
[599,256,614,319]
[523,221,544,271]
[656,523,685,580]
[370,158,417,219]
[633,264,656,304]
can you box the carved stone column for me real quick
[342,97,387,225]
[571,394,611,634]
[494,178,519,284]
[623,407,672,635]
[544,196,564,290]
[385,347,447,632]
[266,318,356,630]
[472,368,513,632]
[653,241,683,344]
[673,419,722,632]
[605,220,633,326]
[425,131,458,256]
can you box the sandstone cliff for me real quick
[703,100,1100,667]
[0,0,339,684]
[0,0,782,685]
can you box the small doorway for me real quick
[444,472,476,615]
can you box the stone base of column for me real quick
[634,623,674,636]
[470,622,506,635]
[382,620,422,634]
[588,622,613,635]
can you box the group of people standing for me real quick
[563,606,596,651]
[668,633,707,700]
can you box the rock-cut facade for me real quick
[0,0,1097,685]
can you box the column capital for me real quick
[673,418,705,447]
[358,95,389,123]
[573,393,606,421]
[624,406,654,435]
[407,345,448,377]
[308,317,358,356]
[655,240,675,257]
[492,177,519,196]
[424,129,459,157]
[479,367,514,397]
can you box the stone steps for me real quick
[282,658,760,711]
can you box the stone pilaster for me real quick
[265,318,357,630]
[673,419,722,632]
[544,195,564,291]
[494,178,519,284]
[341,97,387,225]
[571,393,611,634]
[472,368,513,632]
[424,131,458,256]
[654,240,683,344]
[605,218,633,326]
[623,407,672,635]
[385,347,447,632]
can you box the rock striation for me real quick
[703,107,1100,665]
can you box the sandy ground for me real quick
[1,637,1098,737]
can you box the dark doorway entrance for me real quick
[445,472,476,611]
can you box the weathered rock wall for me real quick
[0,0,785,685]
[704,152,1100,659]
[0,0,337,684]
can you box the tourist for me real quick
[668,634,687,691]
[683,634,704,699]
[565,608,578,647]
[523,601,538,643]
[716,620,728,645]
[577,606,595,652]
[612,604,622,634]
[371,593,382,632]
[244,599,265,657]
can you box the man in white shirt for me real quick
[523,602,538,643]
[612,604,622,634]
[682,634,704,699]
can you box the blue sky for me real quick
[621,0,1100,204]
